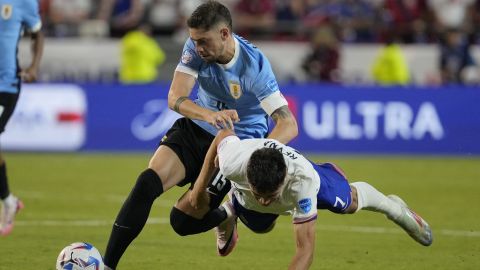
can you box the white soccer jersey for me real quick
[218,136,320,223]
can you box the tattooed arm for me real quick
[168,71,239,127]
[267,105,298,144]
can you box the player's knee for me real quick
[170,207,198,236]
[240,216,276,234]
[132,169,164,202]
[252,221,276,234]
[254,222,275,233]
[343,185,358,214]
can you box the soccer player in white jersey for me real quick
[190,128,433,269]
[103,1,298,269]
[0,0,44,236]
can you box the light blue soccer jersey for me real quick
[0,0,42,93]
[176,34,286,139]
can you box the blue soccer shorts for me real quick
[312,162,352,213]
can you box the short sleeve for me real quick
[175,38,203,78]
[260,91,288,116]
[291,181,318,224]
[23,0,42,32]
[249,53,286,114]
[217,135,242,177]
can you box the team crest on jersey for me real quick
[1,4,13,20]
[229,81,242,99]
[298,198,312,213]
[181,50,193,64]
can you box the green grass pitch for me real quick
[0,153,479,269]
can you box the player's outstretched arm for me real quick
[190,128,235,209]
[168,71,239,128]
[289,220,316,270]
[19,31,44,82]
[268,105,298,144]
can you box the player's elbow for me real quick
[283,116,299,140]
[167,91,178,110]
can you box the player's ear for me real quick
[220,27,229,41]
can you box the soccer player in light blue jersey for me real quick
[0,0,44,236]
[103,1,298,269]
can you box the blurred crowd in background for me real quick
[39,0,480,42]
[33,0,480,85]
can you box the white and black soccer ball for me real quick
[56,242,105,270]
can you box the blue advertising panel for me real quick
[82,83,180,151]
[283,84,480,154]
[4,83,479,154]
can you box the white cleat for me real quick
[215,200,238,256]
[387,194,433,246]
[0,195,24,236]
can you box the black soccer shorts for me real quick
[160,117,231,208]
[0,92,20,134]
[160,117,217,187]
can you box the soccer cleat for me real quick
[0,195,24,236]
[215,200,238,256]
[387,194,433,246]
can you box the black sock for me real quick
[170,206,227,236]
[103,169,163,269]
[0,162,9,200]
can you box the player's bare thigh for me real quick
[148,145,186,192]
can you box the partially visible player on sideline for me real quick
[103,1,298,269]
[0,0,44,236]
[190,128,433,269]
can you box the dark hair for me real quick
[187,1,233,31]
[247,148,287,195]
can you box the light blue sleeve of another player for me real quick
[251,53,280,101]
[22,0,42,32]
[176,39,203,77]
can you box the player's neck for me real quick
[217,36,235,65]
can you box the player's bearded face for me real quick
[189,26,227,63]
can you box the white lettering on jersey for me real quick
[263,140,300,160]
[334,196,346,208]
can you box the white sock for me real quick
[3,194,15,205]
[221,201,234,218]
[351,182,402,220]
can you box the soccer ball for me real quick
[56,242,105,270]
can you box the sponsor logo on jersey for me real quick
[1,4,13,20]
[298,198,312,213]
[181,50,194,64]
[266,79,279,91]
[229,81,242,99]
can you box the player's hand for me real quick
[189,187,209,209]
[207,109,239,130]
[18,67,38,83]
